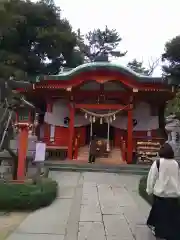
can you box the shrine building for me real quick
[18,62,174,164]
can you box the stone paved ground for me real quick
[0,212,28,240]
[6,172,155,240]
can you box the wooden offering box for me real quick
[136,140,161,164]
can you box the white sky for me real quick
[56,0,179,76]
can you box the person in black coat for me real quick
[88,134,97,163]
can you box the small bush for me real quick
[138,176,153,205]
[139,176,180,205]
[0,178,58,211]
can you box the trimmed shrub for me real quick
[138,176,153,205]
[0,178,58,211]
[139,176,180,205]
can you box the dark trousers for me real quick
[147,195,180,240]
[88,154,95,163]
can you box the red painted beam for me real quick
[74,103,130,110]
[73,90,130,97]
[33,81,172,91]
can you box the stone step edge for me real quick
[45,162,150,170]
[48,166,148,175]
[47,165,149,171]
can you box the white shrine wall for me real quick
[44,100,159,131]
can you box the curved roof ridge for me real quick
[38,62,163,84]
[55,62,149,78]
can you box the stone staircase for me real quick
[77,145,124,164]
[77,146,89,161]
[109,148,124,163]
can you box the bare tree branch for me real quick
[147,57,160,75]
[127,57,160,76]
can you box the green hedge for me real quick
[0,178,58,211]
[139,176,180,205]
[138,176,153,205]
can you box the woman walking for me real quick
[146,143,180,240]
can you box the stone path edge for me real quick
[64,174,84,240]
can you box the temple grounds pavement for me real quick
[6,172,155,240]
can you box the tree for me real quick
[127,59,149,75]
[0,79,33,180]
[0,0,79,81]
[127,57,160,76]
[165,90,180,116]
[162,36,180,85]
[78,26,127,62]
[0,0,81,178]
[162,36,180,114]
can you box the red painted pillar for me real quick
[17,125,29,180]
[120,137,126,162]
[46,99,53,143]
[127,108,133,164]
[47,100,53,112]
[73,135,80,160]
[68,104,75,160]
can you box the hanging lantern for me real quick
[93,116,96,123]
[85,113,88,119]
[113,114,116,120]
[89,116,92,122]
[110,117,113,123]
[100,117,103,124]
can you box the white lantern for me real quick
[93,116,96,122]
[85,113,88,119]
[113,114,116,120]
[100,118,103,124]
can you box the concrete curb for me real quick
[47,165,149,175]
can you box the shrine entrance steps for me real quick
[77,145,125,165]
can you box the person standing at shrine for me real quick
[88,134,97,163]
[146,143,180,240]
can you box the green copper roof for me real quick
[37,62,163,83]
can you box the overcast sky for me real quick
[56,0,179,76]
